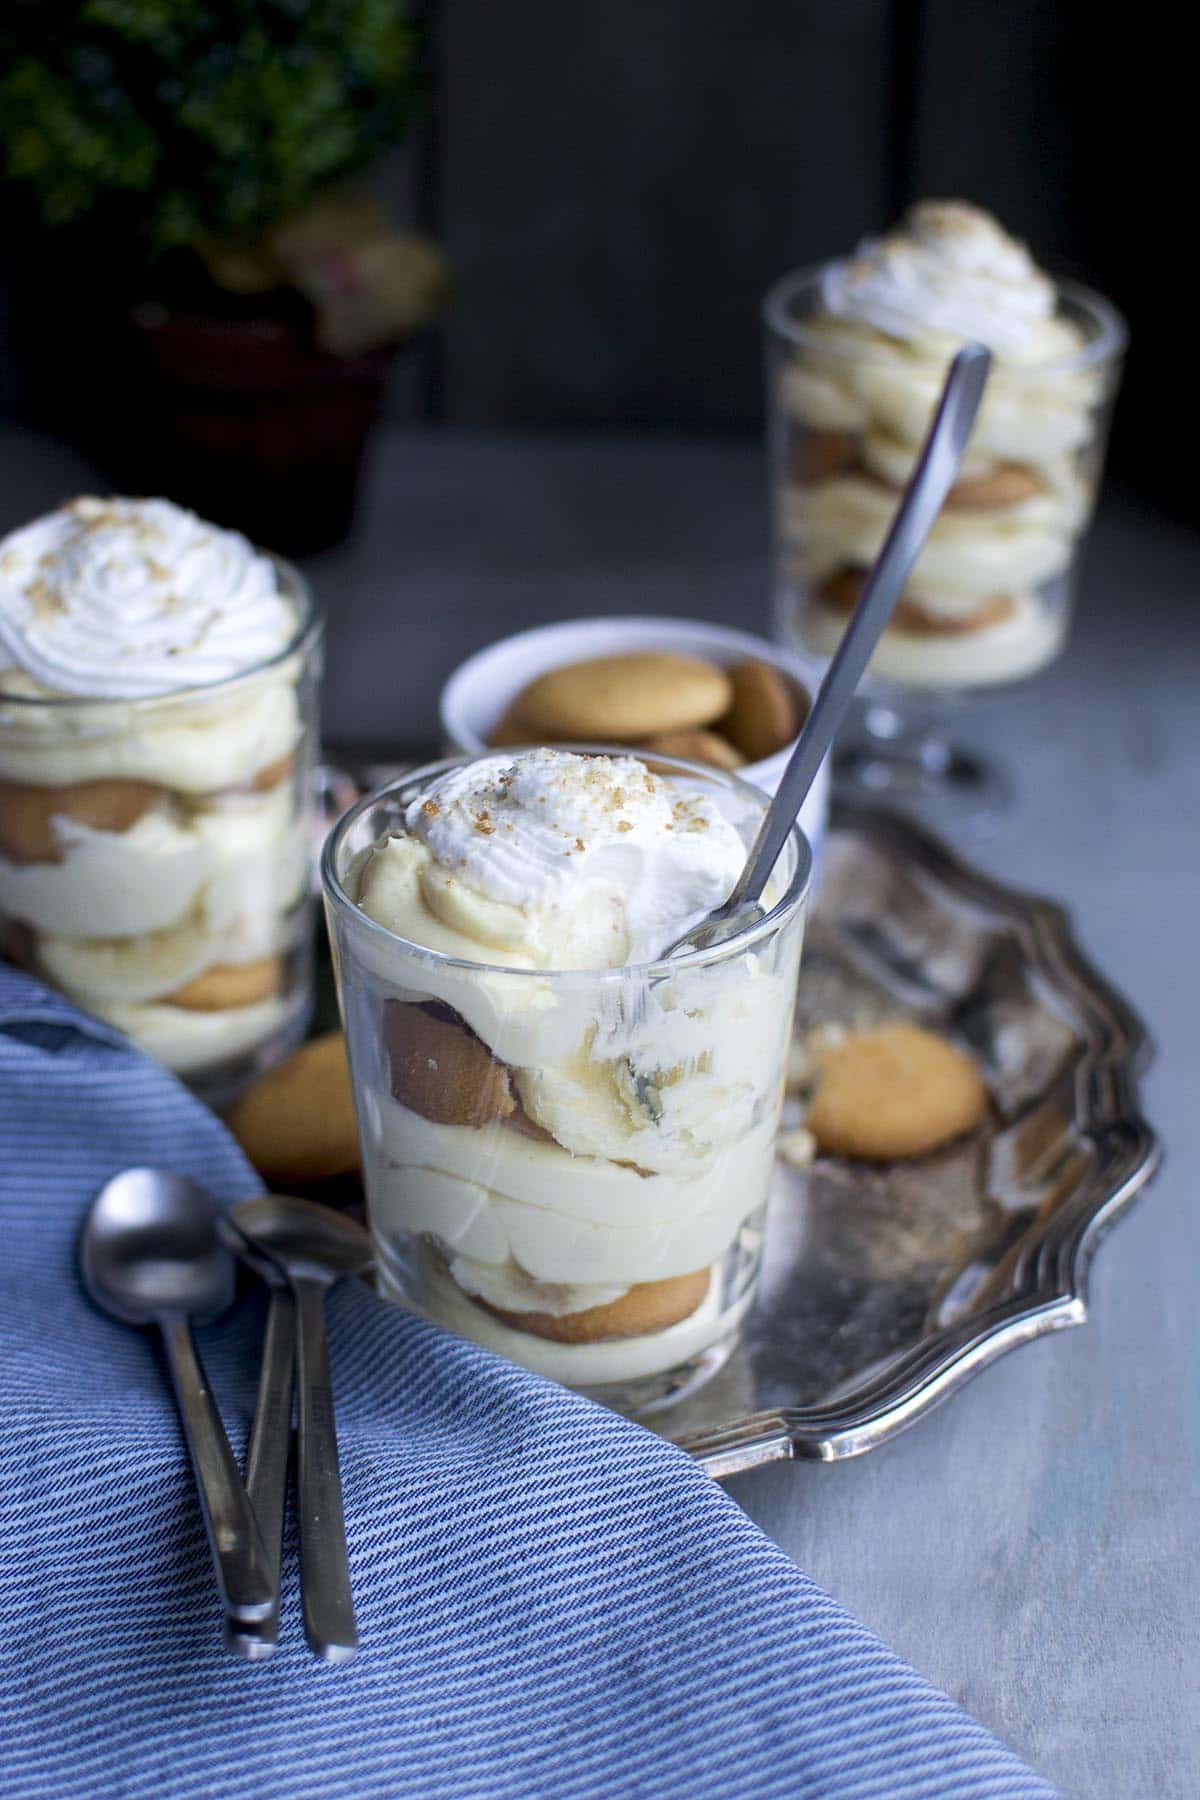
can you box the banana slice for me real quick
[514,1042,646,1166]
[848,358,1095,464]
[515,973,773,1177]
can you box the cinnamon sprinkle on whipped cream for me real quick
[821,200,1056,356]
[356,748,750,967]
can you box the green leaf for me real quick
[0,1,421,260]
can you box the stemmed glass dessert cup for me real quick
[0,564,322,1104]
[322,750,811,1416]
[764,267,1127,832]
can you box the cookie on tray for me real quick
[226,1031,360,1183]
[806,1022,987,1161]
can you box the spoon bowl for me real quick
[229,1194,373,1288]
[218,1211,289,1291]
[82,1168,235,1326]
[79,1167,274,1628]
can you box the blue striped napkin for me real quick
[0,963,1055,1800]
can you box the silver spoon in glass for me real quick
[225,1194,373,1665]
[662,341,992,959]
[80,1169,275,1630]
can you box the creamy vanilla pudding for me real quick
[0,497,321,1098]
[323,748,809,1411]
[766,201,1125,690]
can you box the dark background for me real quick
[0,1,1177,512]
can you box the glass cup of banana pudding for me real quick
[323,746,810,1412]
[0,496,322,1102]
[765,199,1126,820]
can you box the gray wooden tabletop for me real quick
[4,425,1196,1798]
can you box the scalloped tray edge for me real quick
[682,802,1162,1477]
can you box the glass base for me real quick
[372,1231,755,1422]
[576,1329,740,1419]
[835,702,1014,841]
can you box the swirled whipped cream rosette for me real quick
[0,497,320,1093]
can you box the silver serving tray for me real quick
[668,801,1161,1477]
[320,770,1159,1479]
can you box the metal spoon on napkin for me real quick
[80,1169,275,1630]
[225,1195,373,1665]
[215,1224,295,1662]
[661,342,992,960]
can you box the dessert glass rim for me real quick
[321,747,813,982]
[0,553,320,712]
[762,264,1128,376]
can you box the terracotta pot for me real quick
[127,301,396,554]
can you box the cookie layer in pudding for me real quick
[790,428,860,485]
[476,1267,712,1342]
[803,591,1060,687]
[774,201,1113,689]
[49,940,304,1075]
[99,991,303,1076]
[385,999,517,1126]
[818,568,1016,635]
[858,439,1048,510]
[0,496,316,1087]
[788,470,1079,612]
[0,777,162,865]
[345,749,805,1389]
[406,1250,742,1388]
[0,781,307,943]
[166,954,284,1011]
[368,1100,780,1288]
[32,845,306,1007]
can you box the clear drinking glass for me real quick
[322,751,811,1415]
[0,562,322,1104]
[764,268,1127,831]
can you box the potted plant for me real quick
[0,1,448,551]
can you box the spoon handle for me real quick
[294,1275,358,1663]
[157,1311,274,1624]
[728,342,992,914]
[223,1288,296,1660]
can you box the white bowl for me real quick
[439,615,829,864]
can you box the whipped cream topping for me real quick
[400,748,747,966]
[0,497,296,698]
[821,200,1056,355]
